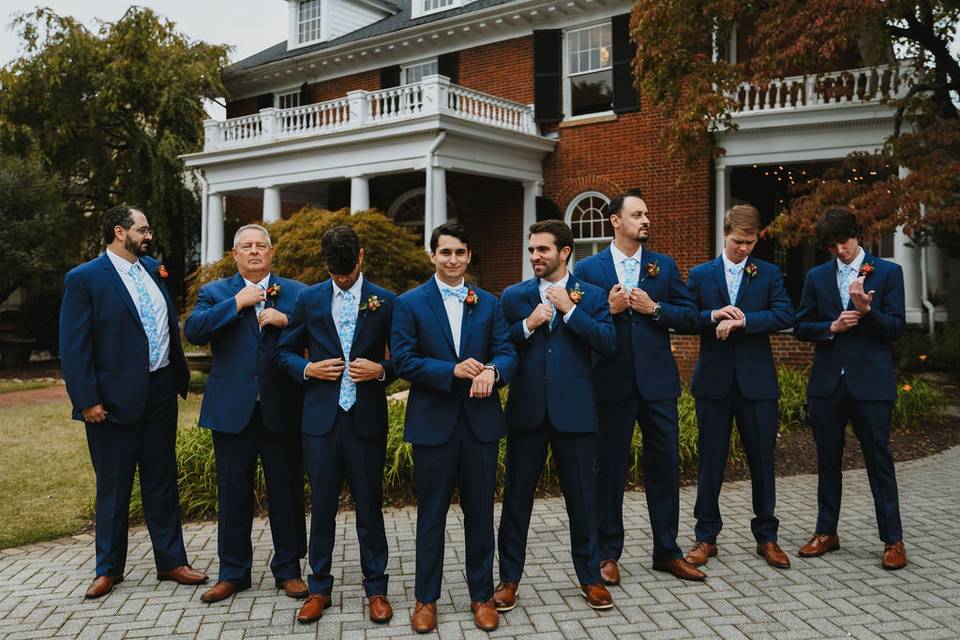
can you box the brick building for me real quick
[182,0,949,375]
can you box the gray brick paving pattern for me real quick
[1,446,959,639]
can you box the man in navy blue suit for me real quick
[391,222,517,634]
[494,219,617,612]
[795,208,907,570]
[683,205,794,570]
[60,205,207,599]
[184,224,307,603]
[573,189,704,582]
[275,226,397,625]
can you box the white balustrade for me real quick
[202,77,538,151]
[732,65,910,114]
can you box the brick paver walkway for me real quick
[2,446,959,639]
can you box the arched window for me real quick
[387,188,458,245]
[565,191,612,265]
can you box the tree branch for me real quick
[893,82,947,137]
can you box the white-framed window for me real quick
[413,0,461,18]
[566,191,612,265]
[403,59,439,84]
[388,188,458,245]
[565,22,614,117]
[298,0,322,44]
[276,90,301,110]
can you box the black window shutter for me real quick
[256,93,273,110]
[612,14,640,113]
[299,82,311,105]
[380,65,401,88]
[533,30,563,124]
[438,52,459,84]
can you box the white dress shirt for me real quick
[522,272,577,339]
[105,248,170,371]
[711,252,749,327]
[243,273,271,323]
[836,247,865,296]
[435,275,465,357]
[609,242,643,287]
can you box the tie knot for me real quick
[128,263,141,276]
[441,284,468,302]
[340,288,354,301]
[729,265,741,275]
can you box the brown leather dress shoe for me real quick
[157,565,208,585]
[277,577,309,599]
[684,542,718,567]
[84,575,122,599]
[200,580,249,603]
[471,599,500,631]
[797,533,840,558]
[492,582,519,612]
[579,583,614,610]
[411,601,437,633]
[757,542,791,569]
[652,558,707,581]
[600,559,620,586]
[368,595,393,623]
[882,541,907,570]
[297,594,331,623]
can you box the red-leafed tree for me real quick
[630,0,960,251]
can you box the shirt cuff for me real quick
[522,319,534,340]
[562,306,576,323]
[302,364,310,380]
[710,310,718,323]
[376,367,386,382]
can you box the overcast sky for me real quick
[1,1,289,119]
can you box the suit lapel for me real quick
[598,247,619,288]
[231,273,261,340]
[425,279,458,357]
[351,278,371,348]
[319,280,344,357]
[99,252,145,333]
[712,256,730,305]
[459,287,474,356]
[826,260,846,315]
[734,260,752,307]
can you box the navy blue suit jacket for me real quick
[574,247,697,402]
[59,252,190,424]
[686,257,794,400]
[795,252,905,401]
[499,275,616,433]
[274,278,396,438]
[184,273,305,434]
[391,279,518,446]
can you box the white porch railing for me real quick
[203,75,537,152]
[732,65,911,114]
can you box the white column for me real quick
[522,180,539,280]
[432,167,447,227]
[714,164,730,256]
[263,186,282,223]
[896,167,923,323]
[350,176,370,213]
[206,192,224,264]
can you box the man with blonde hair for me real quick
[683,204,794,569]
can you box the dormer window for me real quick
[298,0,322,44]
[413,0,465,18]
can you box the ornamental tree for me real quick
[630,0,960,250]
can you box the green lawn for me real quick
[0,380,56,394]
[0,395,201,550]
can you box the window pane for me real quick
[298,0,321,43]
[571,69,613,116]
[567,23,613,75]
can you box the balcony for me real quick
[202,75,538,152]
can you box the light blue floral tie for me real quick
[337,289,357,411]
[545,284,558,329]
[440,284,468,302]
[129,263,161,370]
[728,265,743,304]
[839,265,854,309]
[255,283,266,319]
[622,258,640,292]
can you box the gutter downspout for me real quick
[423,130,447,252]
[198,170,209,265]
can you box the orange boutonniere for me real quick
[858,261,875,278]
[362,294,383,312]
[744,262,758,278]
[567,282,584,305]
[644,261,660,280]
[265,283,281,298]
[464,289,479,306]
[157,264,169,279]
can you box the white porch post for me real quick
[522,180,539,280]
[350,176,370,213]
[896,167,923,323]
[206,192,224,264]
[263,186,282,223]
[433,167,447,228]
[714,164,730,255]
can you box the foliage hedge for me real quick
[185,207,434,309]
[893,322,960,373]
[130,369,947,520]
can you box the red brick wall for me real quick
[309,69,381,102]
[458,36,534,104]
[226,96,259,118]
[671,333,814,381]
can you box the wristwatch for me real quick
[651,302,662,321]
[483,363,500,383]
